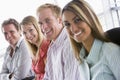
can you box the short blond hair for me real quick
[37,3,62,18]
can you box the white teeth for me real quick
[74,31,82,36]
[45,29,51,34]
[46,30,50,33]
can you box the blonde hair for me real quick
[62,0,109,61]
[21,15,44,57]
[36,3,62,18]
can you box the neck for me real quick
[82,36,94,53]
[35,38,44,48]
[53,26,63,41]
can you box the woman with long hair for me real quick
[62,0,120,80]
[21,15,50,80]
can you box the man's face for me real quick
[2,24,21,47]
[38,8,61,40]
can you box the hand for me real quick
[9,73,14,79]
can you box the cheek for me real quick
[35,34,39,40]
[5,36,8,40]
[66,29,74,37]
[85,27,92,36]
[24,35,28,40]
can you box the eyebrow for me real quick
[63,15,77,23]
[72,15,78,21]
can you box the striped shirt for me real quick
[43,28,81,80]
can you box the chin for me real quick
[74,38,81,43]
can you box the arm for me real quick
[0,61,11,80]
[0,49,12,80]
[43,50,50,80]
[62,38,81,80]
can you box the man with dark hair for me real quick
[0,18,34,80]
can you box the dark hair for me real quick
[1,18,21,32]
[62,0,110,61]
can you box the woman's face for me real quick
[22,24,39,45]
[62,10,93,43]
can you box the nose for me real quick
[41,23,48,33]
[6,33,11,39]
[25,32,32,40]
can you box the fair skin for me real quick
[2,24,21,49]
[22,24,40,63]
[2,24,21,78]
[22,24,39,47]
[38,8,63,41]
[62,11,94,53]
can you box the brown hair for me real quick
[1,18,21,32]
[62,0,110,61]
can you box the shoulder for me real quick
[102,42,120,64]
[17,39,30,56]
[18,39,28,51]
[102,42,120,53]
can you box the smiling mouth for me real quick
[74,31,82,36]
[44,28,52,35]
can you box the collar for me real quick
[16,37,24,48]
[80,39,103,66]
[50,27,67,47]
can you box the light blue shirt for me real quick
[0,37,34,80]
[43,28,81,80]
[80,39,120,80]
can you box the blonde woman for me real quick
[62,0,120,80]
[21,16,50,80]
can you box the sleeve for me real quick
[0,61,10,80]
[62,38,81,80]
[0,72,11,80]
[0,49,11,80]
[43,64,49,80]
[11,41,33,80]
[43,49,50,80]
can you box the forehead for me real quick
[22,24,35,29]
[63,11,76,21]
[3,24,17,31]
[38,8,55,19]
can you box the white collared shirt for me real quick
[0,37,34,80]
